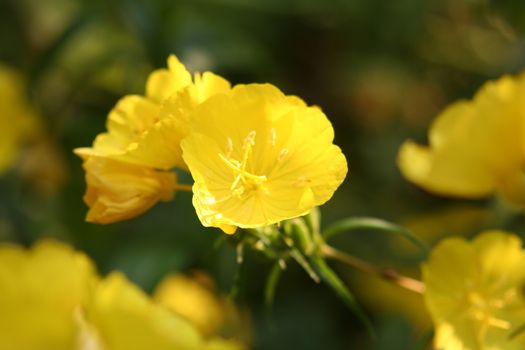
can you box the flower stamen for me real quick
[219,131,267,197]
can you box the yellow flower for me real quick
[78,55,231,171]
[77,155,176,224]
[398,73,525,207]
[423,231,525,350]
[181,84,347,233]
[0,240,98,350]
[83,272,203,350]
[153,272,250,344]
[0,64,40,174]
[75,54,230,224]
[154,273,226,337]
[84,272,243,350]
[0,240,244,350]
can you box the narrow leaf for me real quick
[290,249,320,283]
[323,217,429,255]
[264,262,283,309]
[310,256,375,338]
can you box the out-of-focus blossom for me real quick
[0,240,244,350]
[0,240,98,350]
[0,64,67,193]
[423,231,525,349]
[154,273,226,337]
[0,64,40,174]
[398,73,525,209]
[154,272,251,344]
[83,272,243,350]
[181,84,347,234]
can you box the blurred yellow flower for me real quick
[181,84,347,233]
[398,73,525,208]
[0,64,40,174]
[0,240,98,350]
[84,272,244,350]
[154,272,250,345]
[77,155,176,224]
[423,231,525,350]
[154,273,226,337]
[0,240,244,350]
[84,272,206,350]
[75,54,230,224]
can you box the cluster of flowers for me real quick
[74,55,525,349]
[75,55,347,233]
[6,52,525,349]
[399,73,525,349]
[0,239,244,350]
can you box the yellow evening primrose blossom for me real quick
[0,64,40,174]
[423,231,525,350]
[181,84,348,234]
[0,240,98,350]
[78,155,176,224]
[76,54,231,170]
[83,272,243,350]
[398,73,525,207]
[75,54,230,224]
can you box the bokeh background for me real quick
[2,0,525,349]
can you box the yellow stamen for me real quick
[219,131,268,197]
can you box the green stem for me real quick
[321,244,425,294]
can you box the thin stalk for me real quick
[320,244,425,294]
[174,184,193,192]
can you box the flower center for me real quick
[465,290,513,330]
[219,131,267,198]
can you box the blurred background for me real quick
[1,0,525,349]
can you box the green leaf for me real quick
[264,262,283,309]
[323,217,430,255]
[290,249,320,283]
[309,256,375,338]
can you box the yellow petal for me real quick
[193,71,232,103]
[146,54,192,103]
[78,155,176,224]
[91,95,160,155]
[0,240,98,350]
